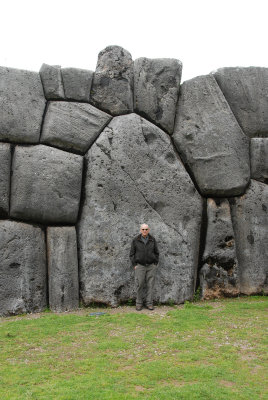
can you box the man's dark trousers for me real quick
[135,263,157,307]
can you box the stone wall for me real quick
[0,45,267,316]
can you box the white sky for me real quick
[1,0,267,82]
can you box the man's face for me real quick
[140,224,150,237]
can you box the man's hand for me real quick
[134,265,137,270]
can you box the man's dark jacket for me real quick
[130,234,159,267]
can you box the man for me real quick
[130,224,159,311]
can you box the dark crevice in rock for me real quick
[43,226,49,310]
[195,198,208,292]
[38,100,48,143]
[170,136,203,196]
[135,110,170,135]
[8,144,15,217]
[76,156,88,226]
[84,119,113,154]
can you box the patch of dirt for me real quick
[219,380,235,388]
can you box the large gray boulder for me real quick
[78,113,203,307]
[39,64,65,99]
[41,101,112,154]
[200,198,239,299]
[90,46,133,115]
[173,74,250,197]
[229,180,268,295]
[214,67,268,138]
[61,67,93,102]
[0,66,46,143]
[134,58,182,134]
[250,138,268,183]
[10,145,83,224]
[0,143,11,217]
[47,227,79,312]
[0,220,47,316]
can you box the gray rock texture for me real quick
[0,143,11,217]
[250,138,268,183]
[78,113,203,307]
[214,67,268,138]
[173,74,250,197]
[10,145,83,224]
[61,67,93,102]
[90,46,133,115]
[229,180,268,295]
[0,220,47,316]
[41,101,112,154]
[0,66,46,143]
[200,198,239,299]
[47,227,79,312]
[134,58,182,134]
[39,64,65,99]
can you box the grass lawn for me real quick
[0,296,267,400]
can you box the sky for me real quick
[1,0,267,82]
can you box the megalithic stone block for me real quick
[250,138,268,183]
[229,180,268,295]
[78,113,203,307]
[173,74,250,197]
[61,67,94,102]
[41,101,112,154]
[10,145,83,224]
[0,220,47,316]
[90,46,134,115]
[134,58,182,134]
[200,198,239,299]
[213,67,268,138]
[0,66,46,143]
[39,63,65,100]
[47,227,79,312]
[0,143,11,217]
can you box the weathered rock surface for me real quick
[173,74,250,197]
[41,101,112,153]
[229,180,268,294]
[0,220,47,316]
[90,46,133,115]
[0,66,46,143]
[134,58,182,134]
[10,145,83,224]
[200,199,239,299]
[61,67,93,102]
[250,138,268,183]
[214,67,268,138]
[39,64,65,99]
[78,113,203,306]
[0,143,11,216]
[47,227,79,312]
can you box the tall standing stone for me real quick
[0,67,46,143]
[214,67,268,138]
[47,227,79,312]
[41,101,112,153]
[61,67,93,102]
[173,74,250,197]
[134,58,182,134]
[78,113,203,307]
[229,180,268,295]
[0,143,11,217]
[250,138,268,183]
[200,198,239,299]
[39,64,65,99]
[90,46,133,115]
[10,145,83,224]
[0,220,47,316]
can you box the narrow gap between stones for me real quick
[8,144,15,217]
[43,226,49,311]
[38,100,49,143]
[194,198,208,293]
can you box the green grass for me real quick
[0,297,267,399]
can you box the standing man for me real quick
[130,224,159,311]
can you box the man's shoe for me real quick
[146,305,154,310]
[136,305,143,311]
